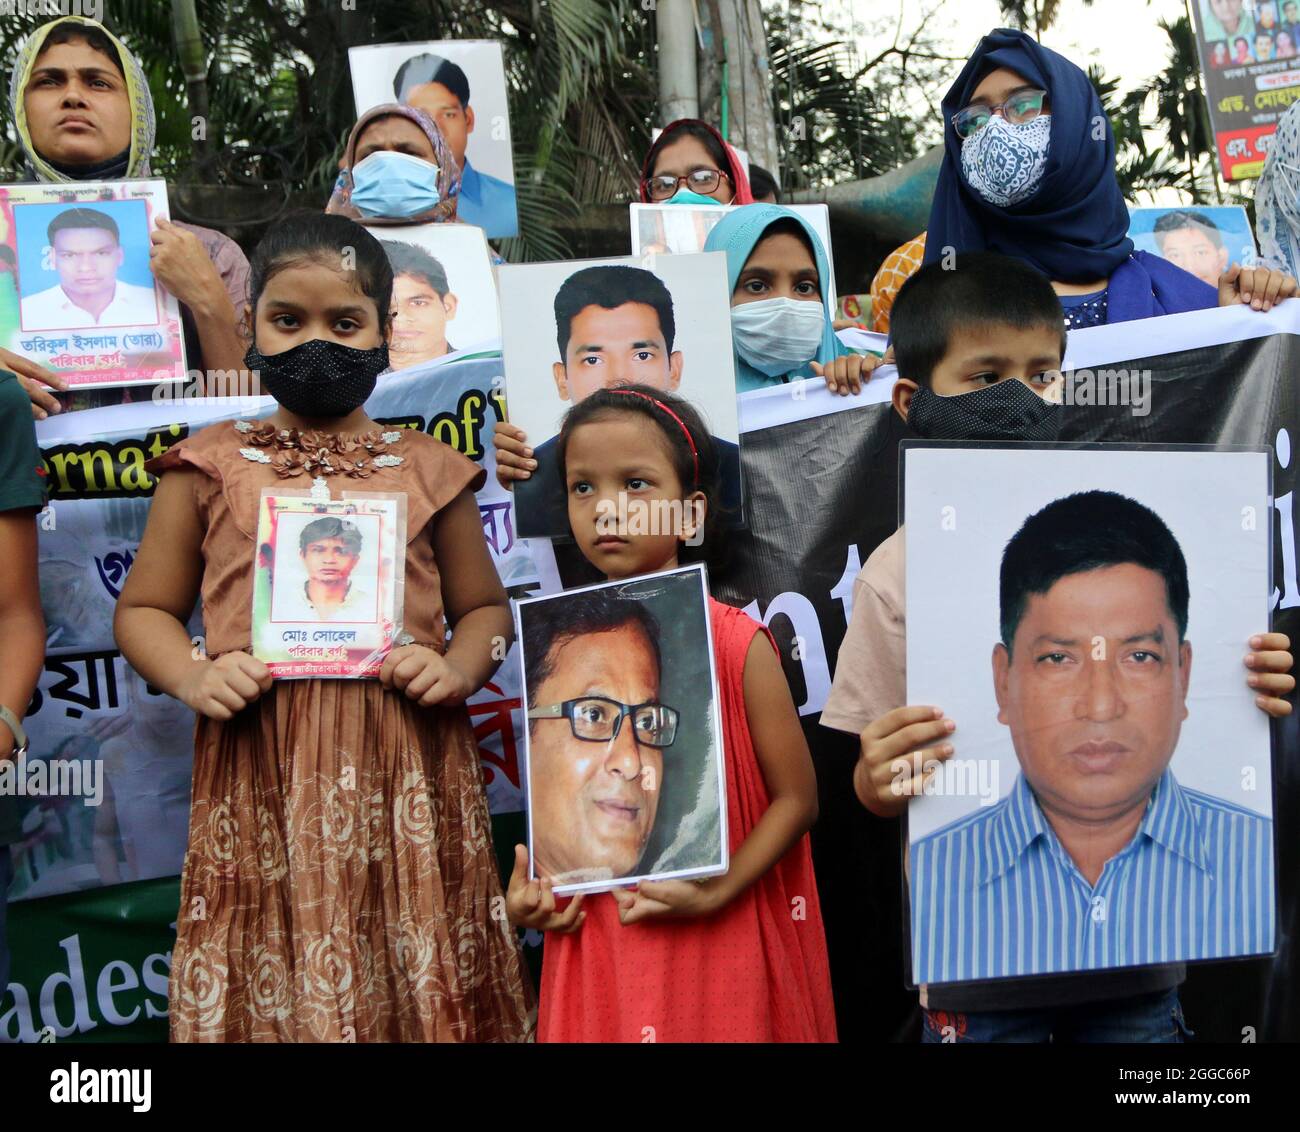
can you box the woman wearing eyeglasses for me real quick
[638,119,755,206]
[923,27,1294,327]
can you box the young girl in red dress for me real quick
[505,384,837,1042]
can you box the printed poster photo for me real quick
[349,39,518,238]
[904,444,1276,984]
[630,201,838,307]
[0,179,186,389]
[373,221,501,375]
[252,491,406,679]
[516,564,728,894]
[1129,204,1258,288]
[498,251,742,539]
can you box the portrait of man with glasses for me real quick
[518,569,725,890]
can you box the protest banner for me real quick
[8,305,1300,1041]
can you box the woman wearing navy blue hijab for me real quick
[924,28,1295,326]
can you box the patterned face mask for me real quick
[907,377,1061,442]
[960,113,1052,208]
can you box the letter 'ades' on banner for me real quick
[347,39,519,238]
[252,490,406,679]
[0,180,186,389]
[515,563,729,896]
[904,443,1275,984]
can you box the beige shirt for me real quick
[821,526,905,735]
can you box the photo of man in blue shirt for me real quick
[394,52,519,238]
[911,490,1275,984]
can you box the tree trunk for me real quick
[170,0,211,159]
[696,0,778,172]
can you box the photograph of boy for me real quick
[524,589,677,884]
[19,205,158,331]
[518,263,741,537]
[274,516,377,623]
[393,52,517,237]
[1151,210,1233,289]
[911,490,1275,983]
[381,240,458,370]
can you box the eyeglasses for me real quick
[528,696,680,748]
[951,88,1048,139]
[644,168,730,201]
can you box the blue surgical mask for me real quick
[729,298,827,377]
[349,151,442,219]
[960,113,1052,208]
[665,188,723,206]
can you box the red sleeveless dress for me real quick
[536,599,838,1042]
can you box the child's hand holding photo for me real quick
[505,844,586,933]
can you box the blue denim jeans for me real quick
[921,988,1192,1043]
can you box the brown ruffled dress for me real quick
[147,420,535,1042]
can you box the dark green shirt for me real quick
[0,369,46,846]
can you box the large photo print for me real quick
[904,444,1276,984]
[498,251,742,539]
[349,40,518,238]
[517,564,727,895]
[1,180,185,389]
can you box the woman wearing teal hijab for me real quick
[704,204,879,394]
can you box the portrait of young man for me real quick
[275,516,376,624]
[517,263,741,537]
[1152,210,1232,290]
[392,51,518,238]
[20,205,158,331]
[380,240,459,371]
[911,490,1274,983]
[523,589,676,885]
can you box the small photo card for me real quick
[252,490,406,679]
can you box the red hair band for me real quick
[606,388,700,487]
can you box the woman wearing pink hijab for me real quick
[326,103,461,225]
[638,119,755,205]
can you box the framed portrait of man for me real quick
[498,251,741,539]
[516,563,728,894]
[904,444,1276,984]
[252,491,406,679]
[0,179,186,389]
[349,40,518,238]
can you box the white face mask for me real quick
[729,297,826,378]
[960,113,1052,208]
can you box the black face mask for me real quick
[246,338,389,419]
[907,379,1061,443]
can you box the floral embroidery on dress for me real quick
[233,421,404,479]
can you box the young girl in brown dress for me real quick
[114,212,534,1042]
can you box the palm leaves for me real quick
[0,0,656,261]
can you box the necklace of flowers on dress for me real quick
[233,420,405,479]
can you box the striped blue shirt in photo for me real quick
[910,768,1274,984]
